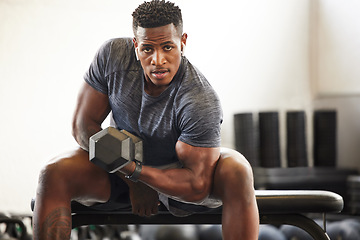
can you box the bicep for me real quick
[175,141,220,189]
[74,82,110,123]
[72,82,111,142]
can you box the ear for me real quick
[133,37,139,61]
[181,33,188,51]
[132,37,138,48]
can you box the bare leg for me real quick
[212,148,259,240]
[33,148,111,240]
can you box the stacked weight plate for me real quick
[313,110,337,167]
[347,175,360,214]
[259,112,281,168]
[234,113,259,167]
[286,111,308,167]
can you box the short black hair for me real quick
[132,0,183,36]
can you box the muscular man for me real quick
[33,1,259,239]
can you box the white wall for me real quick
[0,0,359,214]
[314,0,360,96]
[312,0,360,171]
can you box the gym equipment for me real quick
[259,112,281,167]
[347,175,360,214]
[198,225,222,240]
[280,219,324,240]
[89,127,143,173]
[259,225,286,240]
[286,111,308,167]
[138,225,160,240]
[154,225,198,240]
[31,190,344,240]
[313,110,337,167]
[327,219,360,240]
[0,214,29,240]
[120,231,142,240]
[234,113,259,167]
[253,167,358,214]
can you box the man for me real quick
[33,1,259,239]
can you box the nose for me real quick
[151,50,166,66]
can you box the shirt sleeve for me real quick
[83,39,113,94]
[177,77,223,148]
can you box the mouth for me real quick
[151,69,169,79]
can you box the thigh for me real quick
[44,148,112,204]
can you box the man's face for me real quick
[133,24,187,95]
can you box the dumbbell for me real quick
[89,127,143,174]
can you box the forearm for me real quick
[121,162,212,203]
[145,167,210,202]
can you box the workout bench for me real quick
[31,190,343,240]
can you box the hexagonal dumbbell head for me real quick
[89,127,135,173]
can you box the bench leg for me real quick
[260,214,330,240]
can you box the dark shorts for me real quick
[89,173,132,211]
[89,173,222,215]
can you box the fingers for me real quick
[132,202,160,217]
[151,203,159,215]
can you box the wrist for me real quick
[120,160,136,175]
[125,160,142,182]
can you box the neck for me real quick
[144,77,169,97]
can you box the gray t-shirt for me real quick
[84,38,223,167]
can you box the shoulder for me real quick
[97,38,140,74]
[176,59,221,109]
[98,38,135,60]
[99,38,134,52]
[174,59,223,129]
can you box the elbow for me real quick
[71,115,87,148]
[71,119,77,139]
[71,115,80,141]
[184,178,211,203]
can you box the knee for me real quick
[37,149,89,187]
[37,156,71,188]
[214,149,256,206]
[218,148,254,185]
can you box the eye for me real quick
[164,45,173,51]
[142,47,152,53]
